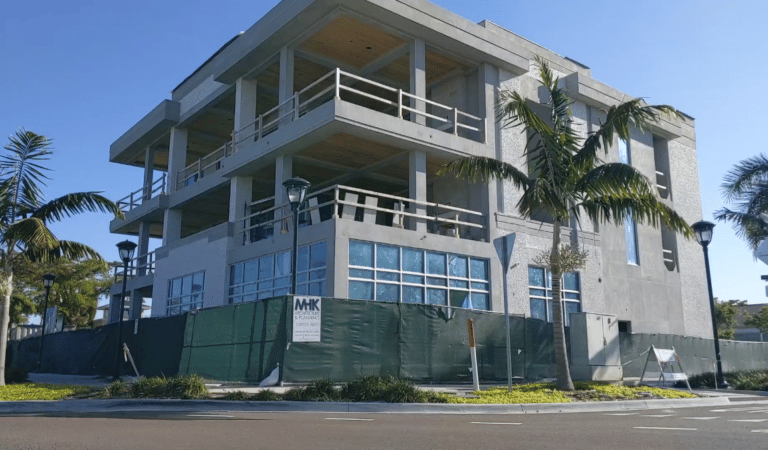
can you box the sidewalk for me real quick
[4,373,766,415]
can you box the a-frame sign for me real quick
[639,345,692,392]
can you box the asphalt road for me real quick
[1,403,767,449]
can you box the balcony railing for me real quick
[239,185,485,245]
[176,68,487,191]
[117,174,167,213]
[113,251,157,281]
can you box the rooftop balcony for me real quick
[238,184,486,245]
[111,175,168,237]
[176,68,487,192]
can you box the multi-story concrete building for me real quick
[108,0,711,340]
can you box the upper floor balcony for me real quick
[175,68,488,193]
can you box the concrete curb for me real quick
[0,396,745,416]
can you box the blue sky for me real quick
[1,0,766,304]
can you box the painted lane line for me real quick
[604,413,640,416]
[711,407,768,412]
[641,415,675,418]
[751,429,768,433]
[187,414,235,418]
[729,419,768,423]
[634,427,697,431]
[324,418,374,421]
[471,422,522,425]
[682,417,719,420]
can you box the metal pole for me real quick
[114,259,129,380]
[37,286,51,372]
[502,237,513,391]
[702,244,728,389]
[291,207,300,295]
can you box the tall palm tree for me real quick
[0,129,122,385]
[714,154,768,251]
[439,58,693,390]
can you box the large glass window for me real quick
[618,138,640,265]
[167,271,205,315]
[348,240,490,310]
[229,241,327,304]
[528,267,580,326]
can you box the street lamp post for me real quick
[283,177,311,294]
[37,273,56,372]
[114,240,137,380]
[692,220,729,389]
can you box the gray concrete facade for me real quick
[107,0,710,338]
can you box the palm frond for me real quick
[1,129,53,213]
[438,157,530,188]
[579,194,693,239]
[714,208,768,251]
[32,192,124,222]
[575,163,656,200]
[24,240,104,263]
[4,217,58,249]
[721,154,768,201]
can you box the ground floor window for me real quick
[348,240,490,310]
[229,241,327,303]
[528,267,581,326]
[167,271,205,315]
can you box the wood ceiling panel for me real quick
[299,133,404,170]
[298,15,406,69]
[426,49,468,84]
[376,54,410,86]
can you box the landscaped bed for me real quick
[0,384,93,401]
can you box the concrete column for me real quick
[234,78,258,146]
[479,63,499,242]
[229,176,253,225]
[142,146,155,201]
[108,294,122,324]
[136,221,151,276]
[162,209,182,246]
[409,150,427,232]
[409,39,426,125]
[167,127,188,194]
[279,46,295,125]
[128,290,143,320]
[274,155,293,233]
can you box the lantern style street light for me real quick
[283,177,311,294]
[36,273,57,372]
[692,220,729,389]
[114,240,137,380]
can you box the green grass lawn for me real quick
[0,383,94,401]
[448,382,697,404]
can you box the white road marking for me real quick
[324,418,374,421]
[634,427,697,431]
[471,422,522,425]
[604,413,639,416]
[728,419,768,423]
[187,414,235,418]
[751,429,768,433]
[711,407,768,412]
[641,415,674,418]
[682,417,719,420]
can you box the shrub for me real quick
[104,380,128,398]
[340,375,393,402]
[102,375,209,399]
[5,367,28,384]
[730,370,768,391]
[253,389,281,401]
[170,374,209,399]
[222,391,252,401]
[285,379,339,401]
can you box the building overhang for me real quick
[563,72,693,140]
[110,100,180,166]
[207,0,530,88]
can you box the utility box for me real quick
[570,312,623,381]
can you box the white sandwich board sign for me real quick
[292,296,322,342]
[639,345,691,391]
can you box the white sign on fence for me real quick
[292,296,322,342]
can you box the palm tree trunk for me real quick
[551,219,575,391]
[0,270,13,386]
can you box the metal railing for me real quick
[239,184,485,244]
[113,251,157,280]
[117,174,167,213]
[176,68,487,191]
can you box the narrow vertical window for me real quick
[619,139,639,265]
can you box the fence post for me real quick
[483,118,488,144]
[258,114,263,140]
[454,108,459,135]
[161,173,167,194]
[294,92,300,120]
[397,89,403,119]
[335,68,341,99]
[332,186,340,219]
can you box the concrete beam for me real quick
[110,100,179,165]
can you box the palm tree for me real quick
[439,58,693,391]
[0,129,122,385]
[714,154,768,251]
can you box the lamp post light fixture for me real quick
[692,220,729,389]
[114,240,137,380]
[283,177,311,295]
[36,273,57,372]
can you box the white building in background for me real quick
[107,0,711,339]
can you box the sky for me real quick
[2,0,767,305]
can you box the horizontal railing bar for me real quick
[339,85,397,107]
[456,123,482,132]
[298,70,336,96]
[336,185,483,216]
[299,85,336,109]
[339,70,398,92]
[456,110,484,121]
[399,105,451,123]
[335,199,482,228]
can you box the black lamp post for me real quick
[114,240,137,380]
[692,220,729,389]
[283,177,311,294]
[37,273,56,372]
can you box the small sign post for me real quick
[292,296,322,342]
[639,345,691,391]
[468,319,480,392]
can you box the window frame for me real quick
[166,271,205,316]
[528,266,581,326]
